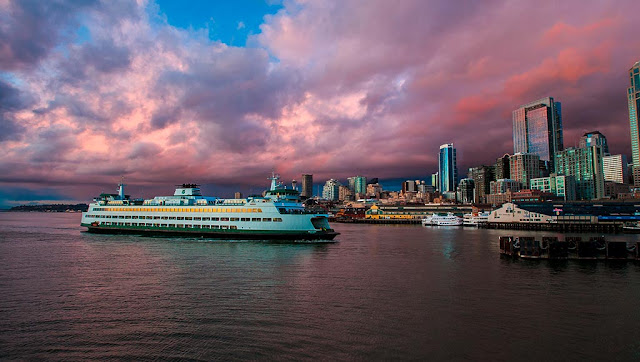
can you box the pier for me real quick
[499,236,640,260]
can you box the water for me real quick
[1,212,640,360]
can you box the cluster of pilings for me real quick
[499,236,639,260]
[486,222,620,233]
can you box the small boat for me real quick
[463,211,490,226]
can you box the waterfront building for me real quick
[603,154,629,184]
[495,154,511,180]
[490,179,521,194]
[509,153,541,188]
[579,131,609,155]
[530,175,576,201]
[512,97,563,171]
[322,179,341,201]
[511,189,558,203]
[554,146,605,200]
[628,61,640,187]
[469,165,495,203]
[456,178,475,204]
[485,191,513,206]
[439,143,458,193]
[301,174,313,198]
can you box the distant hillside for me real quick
[9,204,88,212]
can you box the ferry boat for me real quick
[463,211,490,226]
[80,174,339,240]
[422,213,463,226]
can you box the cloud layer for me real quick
[1,0,639,205]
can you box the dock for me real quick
[499,236,640,260]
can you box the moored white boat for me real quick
[423,212,463,226]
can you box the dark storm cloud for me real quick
[0,79,34,141]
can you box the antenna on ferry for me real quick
[268,171,280,191]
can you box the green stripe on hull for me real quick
[81,223,339,240]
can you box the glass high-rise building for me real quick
[513,97,563,171]
[579,131,609,155]
[628,61,640,187]
[554,146,605,200]
[439,143,458,193]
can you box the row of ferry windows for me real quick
[86,215,282,222]
[93,207,262,213]
[100,222,240,229]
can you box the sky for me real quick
[1,0,639,207]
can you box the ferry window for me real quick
[263,218,271,222]
[211,217,219,221]
[252,218,261,222]
[221,225,229,229]
[230,226,237,230]
[154,216,160,219]
[221,217,229,221]
[211,225,219,229]
[177,224,183,228]
[241,218,250,221]
[168,224,175,228]
[202,217,210,221]
[125,216,131,219]
[169,217,176,220]
[177,217,184,220]
[202,225,210,229]
[185,217,192,220]
[193,217,201,221]
[231,218,239,221]
[273,218,283,222]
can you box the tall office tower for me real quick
[579,131,609,154]
[603,154,629,184]
[554,146,605,200]
[439,143,458,193]
[431,172,439,191]
[628,61,640,187]
[322,179,341,201]
[347,176,367,195]
[513,97,563,171]
[456,178,475,204]
[509,153,541,188]
[495,154,511,180]
[301,174,313,198]
[469,165,495,203]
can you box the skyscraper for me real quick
[579,131,609,154]
[513,97,563,170]
[347,176,367,195]
[603,154,628,184]
[554,146,605,200]
[439,143,457,194]
[628,61,640,187]
[469,165,494,203]
[509,153,541,188]
[301,174,313,198]
[495,154,511,180]
[322,179,341,201]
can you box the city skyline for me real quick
[1,0,640,207]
